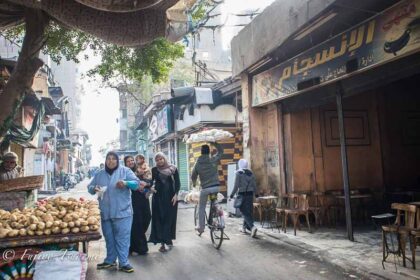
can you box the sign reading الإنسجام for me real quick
[252,0,420,106]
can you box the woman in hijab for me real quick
[149,152,180,252]
[229,159,258,238]
[123,155,151,256]
[88,151,141,273]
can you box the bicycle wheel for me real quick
[194,204,198,227]
[210,210,224,249]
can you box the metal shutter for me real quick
[177,141,189,191]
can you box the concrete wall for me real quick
[231,0,334,76]
[242,72,283,195]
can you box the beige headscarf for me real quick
[154,152,176,176]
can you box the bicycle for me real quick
[194,193,229,249]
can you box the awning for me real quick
[22,93,61,115]
[41,97,61,115]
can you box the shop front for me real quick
[238,0,420,239]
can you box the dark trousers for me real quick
[239,193,254,230]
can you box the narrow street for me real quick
[55,180,367,280]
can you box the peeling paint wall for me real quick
[242,73,283,195]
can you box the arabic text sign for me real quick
[252,0,420,106]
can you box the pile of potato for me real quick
[0,197,100,238]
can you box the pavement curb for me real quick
[258,226,418,280]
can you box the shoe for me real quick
[195,226,204,236]
[159,244,167,253]
[251,226,258,238]
[97,262,117,270]
[240,225,248,233]
[119,264,134,273]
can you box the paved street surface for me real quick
[53,180,367,280]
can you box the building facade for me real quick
[232,0,420,238]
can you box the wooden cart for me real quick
[0,232,102,265]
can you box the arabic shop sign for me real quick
[252,0,420,106]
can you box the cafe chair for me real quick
[382,203,416,268]
[308,191,326,228]
[325,190,344,227]
[283,194,311,236]
[409,206,420,269]
[275,194,289,232]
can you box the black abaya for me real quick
[130,190,151,254]
[148,167,180,245]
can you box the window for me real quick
[121,109,127,119]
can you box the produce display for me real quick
[0,197,100,239]
[185,129,233,144]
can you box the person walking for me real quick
[229,159,258,237]
[191,142,223,234]
[124,155,152,255]
[149,152,180,253]
[88,151,142,273]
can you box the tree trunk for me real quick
[0,8,49,140]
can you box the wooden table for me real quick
[335,194,373,199]
[335,194,373,223]
[0,232,102,264]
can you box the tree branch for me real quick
[0,8,49,140]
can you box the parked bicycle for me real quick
[194,193,229,249]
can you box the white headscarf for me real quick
[237,159,248,172]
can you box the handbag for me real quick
[233,175,251,208]
[234,194,243,208]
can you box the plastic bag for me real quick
[97,186,107,200]
[34,251,87,280]
[217,192,225,203]
[185,129,234,144]
[184,188,200,204]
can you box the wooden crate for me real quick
[0,176,43,193]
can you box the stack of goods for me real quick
[185,129,233,144]
[184,190,225,204]
[184,188,200,204]
[0,197,100,238]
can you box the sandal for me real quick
[159,245,167,253]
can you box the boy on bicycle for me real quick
[191,142,223,234]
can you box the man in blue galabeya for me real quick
[88,151,145,273]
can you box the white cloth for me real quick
[34,251,87,280]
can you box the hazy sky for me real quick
[78,52,119,166]
[78,0,276,165]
